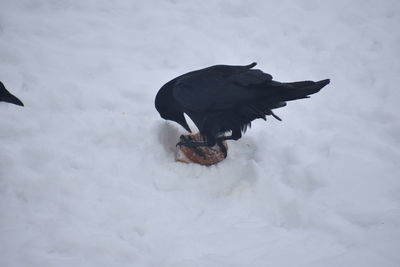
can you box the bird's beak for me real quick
[178,116,192,133]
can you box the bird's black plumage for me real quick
[155,63,329,149]
[0,81,24,106]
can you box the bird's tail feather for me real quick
[242,79,329,123]
[280,79,330,101]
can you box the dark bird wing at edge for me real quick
[0,81,24,106]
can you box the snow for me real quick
[1,0,400,266]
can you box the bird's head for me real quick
[155,81,191,133]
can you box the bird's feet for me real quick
[176,135,206,158]
[217,141,227,158]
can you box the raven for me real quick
[0,81,24,106]
[155,63,329,156]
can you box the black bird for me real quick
[155,63,329,156]
[0,81,24,106]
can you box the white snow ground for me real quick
[1,0,400,266]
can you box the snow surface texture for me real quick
[1,1,400,266]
